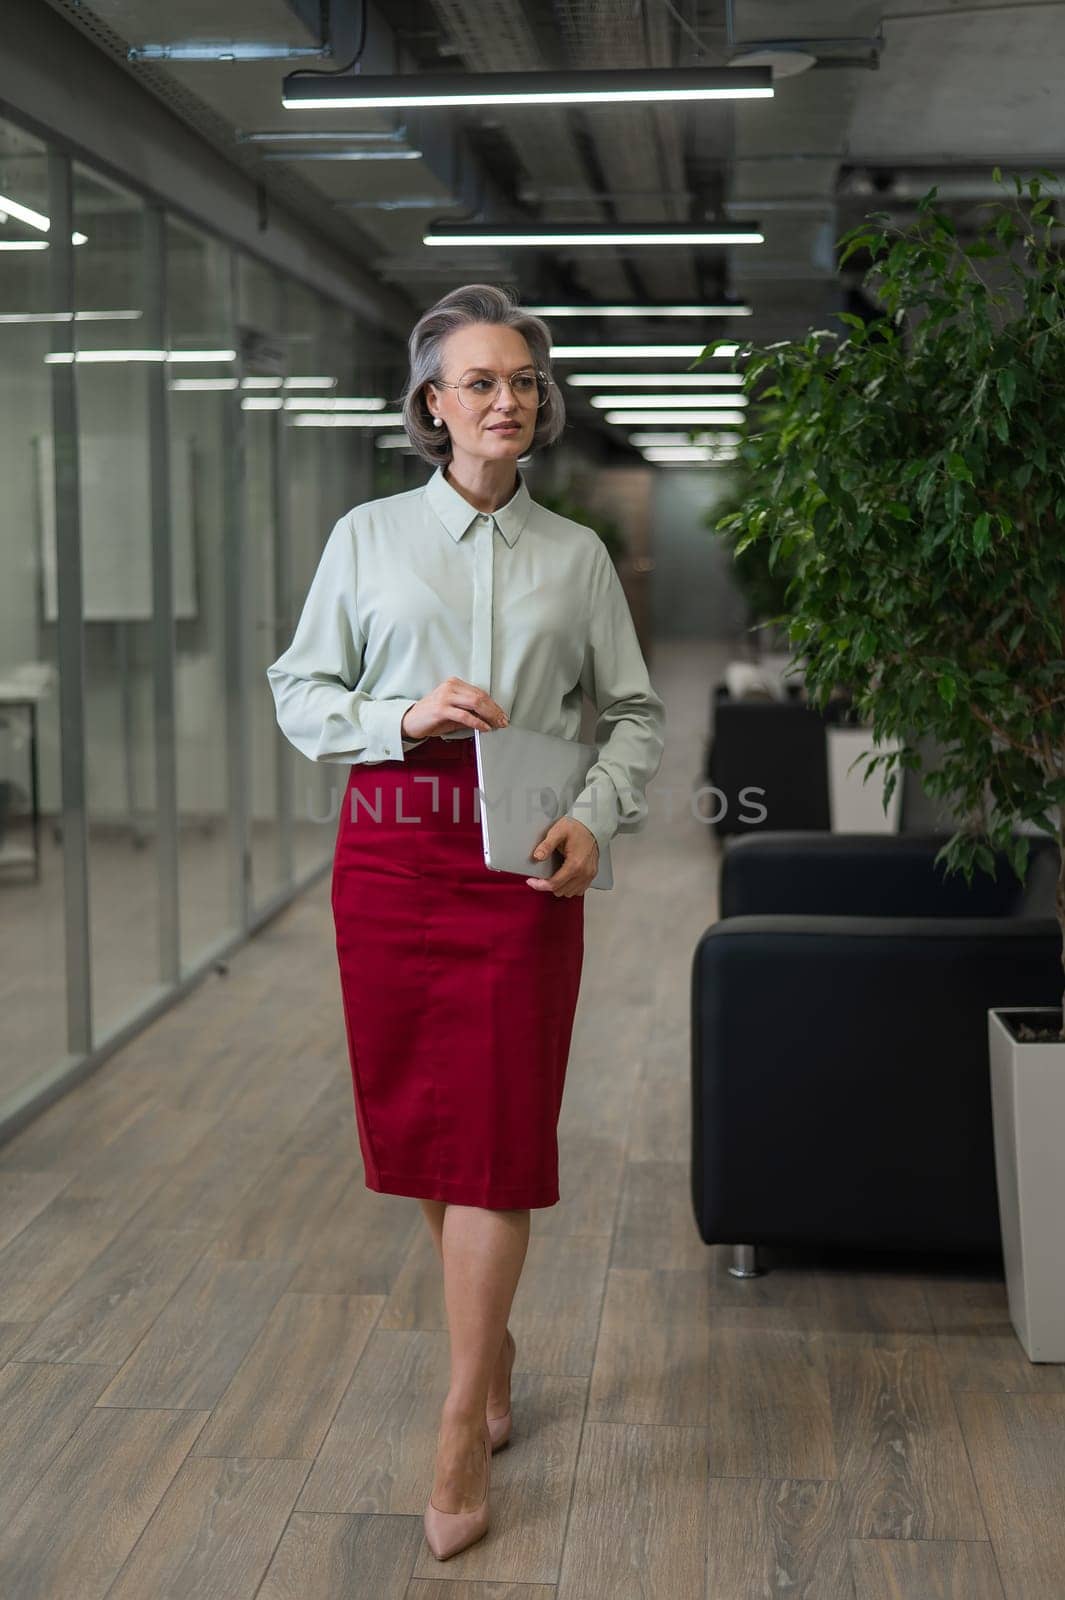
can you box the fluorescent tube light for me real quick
[170,378,240,391]
[131,41,332,62]
[642,447,719,462]
[166,350,237,362]
[338,197,447,210]
[280,396,387,411]
[527,303,753,317]
[642,445,738,461]
[0,233,88,248]
[45,349,236,364]
[589,394,747,408]
[288,412,406,427]
[375,435,416,449]
[0,192,51,231]
[628,431,740,446]
[282,65,773,110]
[240,129,416,142]
[242,376,345,390]
[260,149,423,161]
[604,409,746,424]
[550,344,738,359]
[0,190,88,245]
[0,309,142,323]
[425,222,762,247]
[282,376,337,389]
[241,397,285,410]
[567,373,745,386]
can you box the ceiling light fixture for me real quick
[288,412,406,427]
[567,373,745,386]
[641,446,735,462]
[0,190,88,245]
[282,65,773,111]
[239,129,415,143]
[0,309,141,323]
[550,344,738,359]
[170,378,240,391]
[729,47,817,80]
[628,431,741,446]
[259,149,423,162]
[44,348,236,364]
[604,409,746,425]
[280,396,387,411]
[130,41,333,62]
[591,394,747,409]
[424,222,762,247]
[527,303,753,317]
[337,197,450,211]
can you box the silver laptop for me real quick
[473,725,615,891]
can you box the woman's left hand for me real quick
[526,819,599,897]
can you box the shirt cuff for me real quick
[565,780,620,855]
[359,697,420,763]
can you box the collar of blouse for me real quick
[426,464,533,548]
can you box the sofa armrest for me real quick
[690,912,1062,1251]
[719,830,1030,920]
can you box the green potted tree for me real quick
[708,477,819,714]
[705,170,1065,1359]
[709,464,800,655]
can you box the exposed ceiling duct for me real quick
[36,0,1065,400]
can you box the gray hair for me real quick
[400,283,566,466]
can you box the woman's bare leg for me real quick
[430,1203,530,1513]
[418,1198,447,1255]
[418,1199,514,1417]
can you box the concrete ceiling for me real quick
[42,0,1065,449]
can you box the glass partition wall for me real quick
[0,111,403,1141]
[0,119,69,1108]
[283,289,379,876]
[72,161,164,1040]
[239,252,286,913]
[167,217,239,972]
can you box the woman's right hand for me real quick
[400,677,510,740]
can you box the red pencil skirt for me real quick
[331,733,585,1209]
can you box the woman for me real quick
[266,283,666,1561]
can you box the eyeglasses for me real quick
[431,367,552,412]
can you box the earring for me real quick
[433,416,443,427]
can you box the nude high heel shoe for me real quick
[487,1328,516,1452]
[423,1423,492,1561]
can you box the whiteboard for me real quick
[37,433,198,621]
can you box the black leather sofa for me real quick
[704,682,851,837]
[690,830,1062,1273]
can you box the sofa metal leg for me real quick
[727,1243,762,1279]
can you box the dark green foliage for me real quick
[702,171,1065,1002]
[708,464,798,635]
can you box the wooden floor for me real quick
[0,637,1063,1599]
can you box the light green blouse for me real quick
[266,463,666,852]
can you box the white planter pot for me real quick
[987,1006,1065,1362]
[826,727,902,833]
